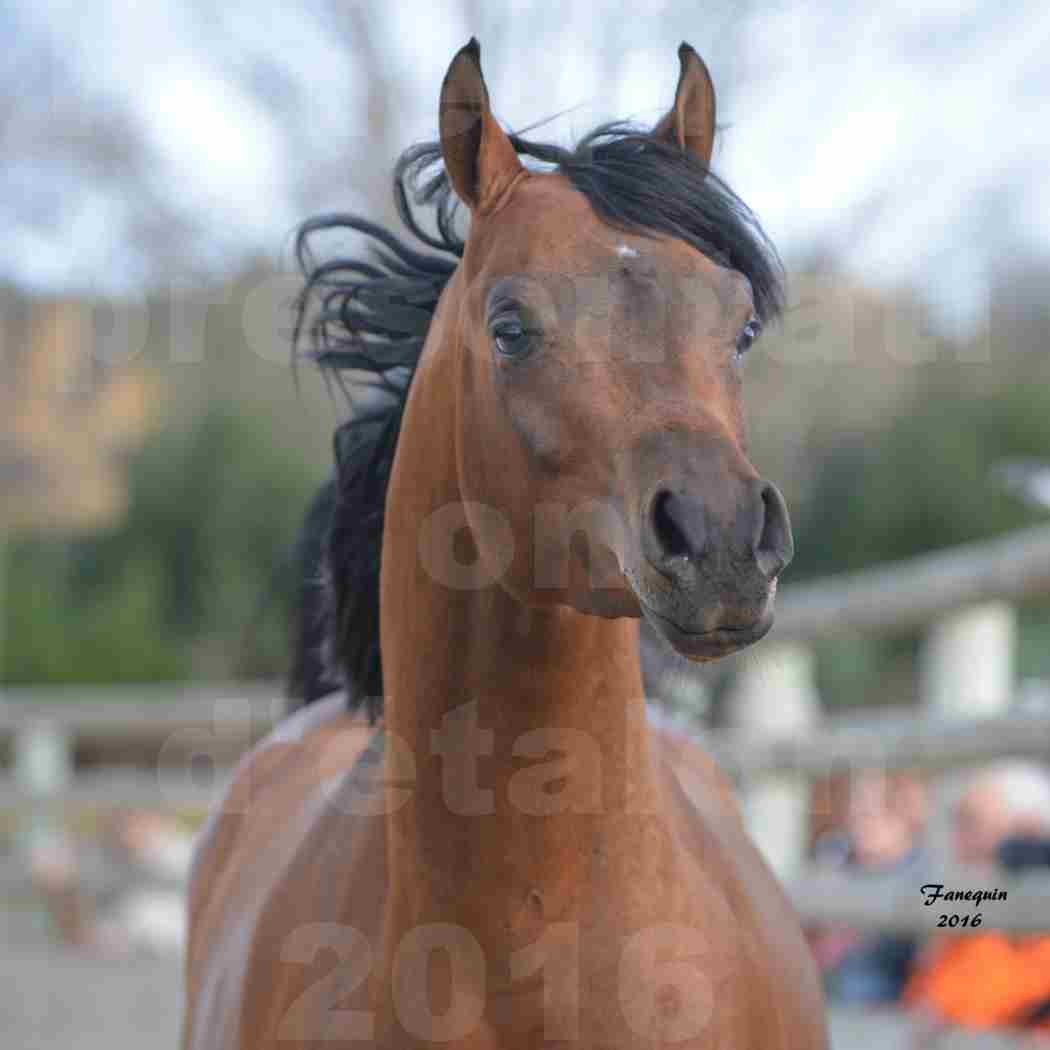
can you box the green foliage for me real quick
[1,544,187,683]
[792,384,1045,579]
[788,365,1050,706]
[1,404,323,684]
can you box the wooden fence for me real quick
[715,522,1050,884]
[3,523,1050,929]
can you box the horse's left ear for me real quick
[439,38,524,212]
[653,42,717,167]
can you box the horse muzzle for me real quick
[628,476,793,660]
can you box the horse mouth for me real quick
[640,600,774,660]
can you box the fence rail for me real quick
[2,704,1048,792]
[0,768,220,812]
[772,521,1050,641]
[710,710,1050,778]
[0,680,284,736]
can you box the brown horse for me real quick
[183,40,827,1050]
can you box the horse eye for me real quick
[735,316,762,357]
[492,318,536,358]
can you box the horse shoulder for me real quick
[654,724,829,1050]
[184,694,383,1050]
[653,722,742,823]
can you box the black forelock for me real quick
[555,123,783,322]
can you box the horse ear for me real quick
[652,42,717,167]
[439,38,524,212]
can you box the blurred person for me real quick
[952,762,1050,871]
[29,808,192,957]
[905,761,1050,1035]
[810,770,928,1004]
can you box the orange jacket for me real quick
[905,934,1050,1029]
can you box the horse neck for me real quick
[378,305,662,937]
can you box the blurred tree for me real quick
[2,399,323,684]
[0,293,156,533]
[790,357,1050,580]
[783,357,1050,708]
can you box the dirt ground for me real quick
[0,948,182,1050]
[0,930,1022,1050]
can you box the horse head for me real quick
[439,39,793,661]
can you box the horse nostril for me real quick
[754,481,794,579]
[649,489,704,563]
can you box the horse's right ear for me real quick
[439,38,524,212]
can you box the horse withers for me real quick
[183,39,828,1050]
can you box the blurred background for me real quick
[2,2,1050,1048]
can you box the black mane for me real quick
[289,122,784,718]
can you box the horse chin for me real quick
[556,540,641,619]
[639,596,775,662]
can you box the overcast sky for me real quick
[3,0,1048,334]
